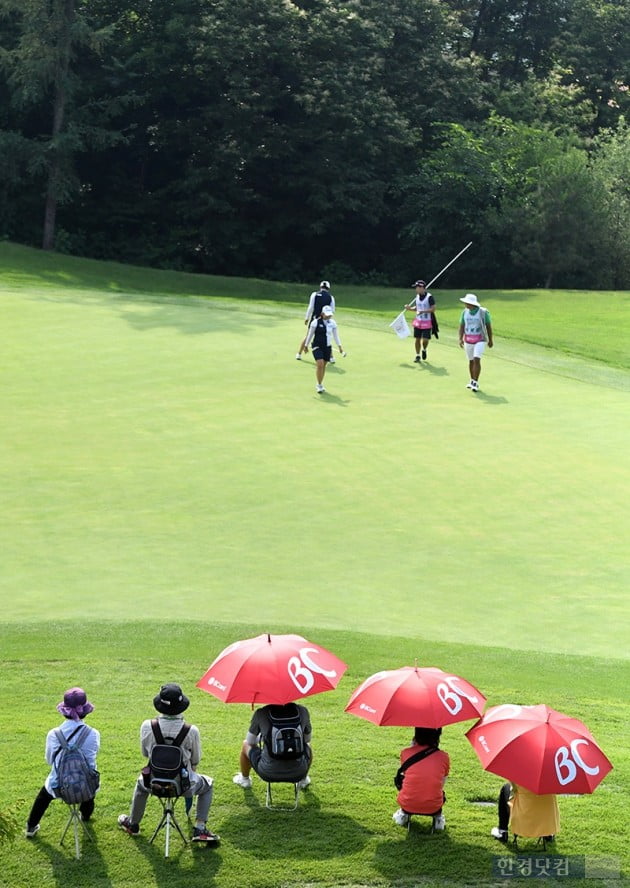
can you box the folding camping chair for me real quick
[59,802,92,859]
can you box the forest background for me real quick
[0,0,629,289]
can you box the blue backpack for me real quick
[53,725,100,804]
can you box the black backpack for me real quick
[265,704,305,760]
[147,719,192,798]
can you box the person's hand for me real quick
[488,341,494,348]
[458,340,464,348]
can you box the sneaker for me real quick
[491,827,508,843]
[295,353,302,360]
[392,808,409,827]
[329,356,336,364]
[316,384,325,393]
[296,775,311,790]
[422,349,427,360]
[466,380,474,389]
[414,355,421,363]
[192,826,220,845]
[471,380,479,391]
[232,772,252,789]
[117,815,139,835]
[25,823,40,839]
[433,814,446,831]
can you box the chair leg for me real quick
[149,799,188,857]
[60,804,91,859]
[265,782,300,811]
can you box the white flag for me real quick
[389,311,410,339]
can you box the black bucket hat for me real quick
[153,683,190,715]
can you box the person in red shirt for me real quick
[392,727,450,830]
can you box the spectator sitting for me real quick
[392,727,450,830]
[117,683,219,845]
[25,687,100,838]
[491,782,559,844]
[232,701,312,789]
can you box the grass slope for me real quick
[0,243,628,887]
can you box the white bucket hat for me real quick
[460,293,480,306]
[322,305,334,316]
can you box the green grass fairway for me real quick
[2,277,628,657]
[0,245,628,887]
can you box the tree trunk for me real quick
[42,0,74,251]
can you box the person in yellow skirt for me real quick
[491,782,560,844]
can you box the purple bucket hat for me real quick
[57,687,94,720]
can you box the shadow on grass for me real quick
[31,828,115,888]
[116,301,287,337]
[473,390,510,404]
[317,391,351,407]
[128,830,222,887]
[399,362,450,377]
[373,828,492,884]
[222,789,372,860]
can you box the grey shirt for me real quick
[246,703,312,781]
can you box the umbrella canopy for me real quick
[196,633,348,705]
[466,703,613,795]
[345,666,487,728]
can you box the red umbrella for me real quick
[196,633,348,705]
[345,666,486,727]
[466,703,613,795]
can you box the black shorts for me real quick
[413,328,432,339]
[312,345,332,362]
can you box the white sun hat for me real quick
[460,293,480,306]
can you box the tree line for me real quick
[1,0,629,288]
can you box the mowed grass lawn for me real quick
[0,243,628,887]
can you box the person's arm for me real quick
[304,320,316,349]
[140,720,154,757]
[304,293,315,323]
[45,728,59,765]
[188,725,202,769]
[331,323,344,352]
[486,320,493,347]
[427,295,436,314]
[458,320,465,347]
[84,727,100,768]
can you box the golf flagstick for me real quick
[425,241,472,289]
[400,241,473,312]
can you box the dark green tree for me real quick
[0,0,127,249]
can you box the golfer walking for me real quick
[303,305,345,393]
[458,294,493,391]
[296,281,335,361]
